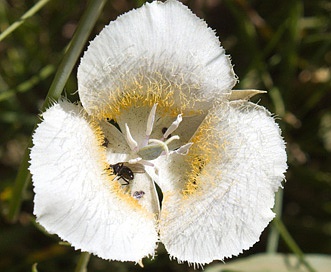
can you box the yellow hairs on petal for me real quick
[182,110,226,196]
[93,70,202,120]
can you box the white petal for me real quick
[145,154,189,193]
[29,100,158,262]
[158,101,287,265]
[77,0,236,118]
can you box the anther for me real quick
[162,127,171,139]
[163,114,182,139]
[146,104,158,136]
[124,123,138,151]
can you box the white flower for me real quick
[29,0,287,267]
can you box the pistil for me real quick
[121,104,191,163]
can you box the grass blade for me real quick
[0,0,51,42]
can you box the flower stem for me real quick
[273,217,317,272]
[74,252,91,272]
[41,0,107,110]
[0,0,51,42]
[7,0,107,222]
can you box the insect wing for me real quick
[123,163,146,173]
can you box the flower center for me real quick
[123,103,192,165]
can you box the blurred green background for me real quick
[0,0,330,271]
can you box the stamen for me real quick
[125,123,138,151]
[146,104,158,136]
[171,142,193,155]
[163,114,182,139]
[142,104,158,147]
[165,135,180,145]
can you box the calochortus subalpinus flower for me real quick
[29,0,287,267]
